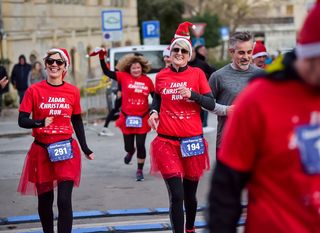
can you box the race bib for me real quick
[180,136,205,158]
[295,125,320,174]
[47,140,73,162]
[125,116,142,128]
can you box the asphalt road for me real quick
[0,112,218,232]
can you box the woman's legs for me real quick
[37,189,54,233]
[57,180,74,233]
[183,179,199,232]
[135,133,147,181]
[123,134,135,164]
[164,177,184,233]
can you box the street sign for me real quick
[192,23,207,38]
[142,21,160,45]
[101,10,123,41]
[192,38,205,46]
[220,26,229,41]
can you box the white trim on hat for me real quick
[252,51,269,59]
[170,38,193,61]
[174,34,191,39]
[47,48,70,68]
[296,41,320,59]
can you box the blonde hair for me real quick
[116,53,151,74]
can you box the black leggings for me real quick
[37,181,74,233]
[123,133,147,159]
[164,177,199,233]
[104,97,122,127]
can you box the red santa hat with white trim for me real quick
[45,48,71,79]
[252,41,268,59]
[296,0,320,59]
[46,48,71,69]
[169,21,196,60]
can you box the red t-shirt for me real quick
[19,80,81,144]
[155,66,211,137]
[117,71,154,116]
[219,78,320,232]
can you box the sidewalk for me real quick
[0,108,31,138]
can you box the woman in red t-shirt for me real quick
[148,22,215,233]
[92,50,154,181]
[18,48,94,233]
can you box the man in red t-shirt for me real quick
[207,2,320,233]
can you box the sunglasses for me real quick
[45,58,65,66]
[172,47,189,54]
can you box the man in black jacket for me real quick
[0,65,8,113]
[11,55,31,104]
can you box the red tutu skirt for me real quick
[150,136,210,181]
[17,139,81,196]
[116,112,151,134]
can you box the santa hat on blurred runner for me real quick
[296,0,320,59]
[252,41,268,59]
[163,46,171,57]
[170,21,196,60]
[46,48,71,69]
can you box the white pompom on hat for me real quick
[296,0,320,59]
[169,21,196,60]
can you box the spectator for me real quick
[11,55,32,103]
[28,61,47,86]
[0,65,8,114]
[207,1,320,232]
[194,44,208,62]
[189,46,216,128]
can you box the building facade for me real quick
[1,0,140,86]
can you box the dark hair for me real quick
[229,31,253,49]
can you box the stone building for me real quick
[0,0,139,86]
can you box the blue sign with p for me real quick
[142,21,160,39]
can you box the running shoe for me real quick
[98,127,114,136]
[124,153,133,164]
[136,169,144,181]
[185,227,196,233]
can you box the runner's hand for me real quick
[148,113,159,130]
[44,116,54,127]
[177,86,191,99]
[85,153,94,160]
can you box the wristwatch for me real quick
[149,109,158,116]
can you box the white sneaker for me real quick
[98,127,114,136]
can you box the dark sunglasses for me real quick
[172,47,189,54]
[45,58,65,66]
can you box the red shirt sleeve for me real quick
[218,83,265,172]
[72,87,82,115]
[19,87,33,113]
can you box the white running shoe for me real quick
[98,127,115,136]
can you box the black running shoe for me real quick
[124,153,133,164]
[136,170,144,181]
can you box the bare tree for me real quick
[184,0,272,33]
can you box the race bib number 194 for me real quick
[180,136,205,158]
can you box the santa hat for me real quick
[46,48,71,68]
[169,21,196,60]
[163,46,170,57]
[296,0,320,59]
[252,41,268,59]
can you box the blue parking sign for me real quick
[142,21,160,39]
